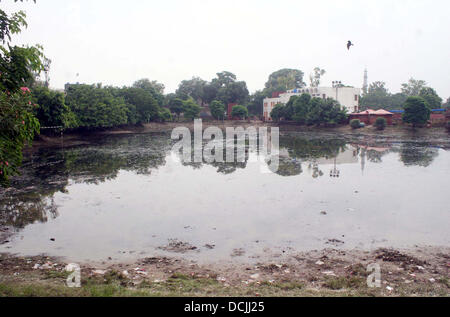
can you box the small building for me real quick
[349,109,393,125]
[263,86,361,121]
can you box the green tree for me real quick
[264,69,306,96]
[215,78,249,106]
[210,100,225,120]
[374,117,387,130]
[360,81,408,110]
[270,104,284,122]
[202,83,219,104]
[119,87,160,123]
[132,78,165,106]
[0,2,45,185]
[65,84,129,128]
[212,71,236,87]
[307,98,347,126]
[292,94,311,124]
[32,86,77,128]
[176,77,207,104]
[418,87,442,108]
[168,97,184,121]
[230,105,248,120]
[402,96,431,128]
[401,78,427,96]
[309,67,326,87]
[182,98,201,121]
[133,78,165,94]
[158,107,172,122]
[368,81,389,95]
[360,81,390,109]
[282,97,295,120]
[246,90,265,116]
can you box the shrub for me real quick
[231,105,248,120]
[182,98,201,121]
[375,117,387,130]
[270,104,284,122]
[210,100,225,120]
[158,108,172,122]
[402,96,431,128]
[350,119,361,129]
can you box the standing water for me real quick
[0,131,449,263]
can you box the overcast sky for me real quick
[3,0,450,98]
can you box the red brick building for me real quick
[227,103,238,120]
[349,109,393,125]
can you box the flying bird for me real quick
[347,40,354,50]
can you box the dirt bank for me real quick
[1,246,448,296]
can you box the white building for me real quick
[263,85,361,121]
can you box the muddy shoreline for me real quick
[1,246,448,296]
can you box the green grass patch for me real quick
[323,276,366,290]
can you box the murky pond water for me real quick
[1,131,449,263]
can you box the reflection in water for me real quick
[398,144,439,167]
[0,131,448,261]
[0,195,58,228]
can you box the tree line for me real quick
[360,78,446,111]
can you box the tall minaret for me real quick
[362,68,368,95]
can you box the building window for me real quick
[323,94,326,99]
[354,95,358,101]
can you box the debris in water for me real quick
[231,248,245,257]
[158,239,198,253]
[326,238,345,246]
